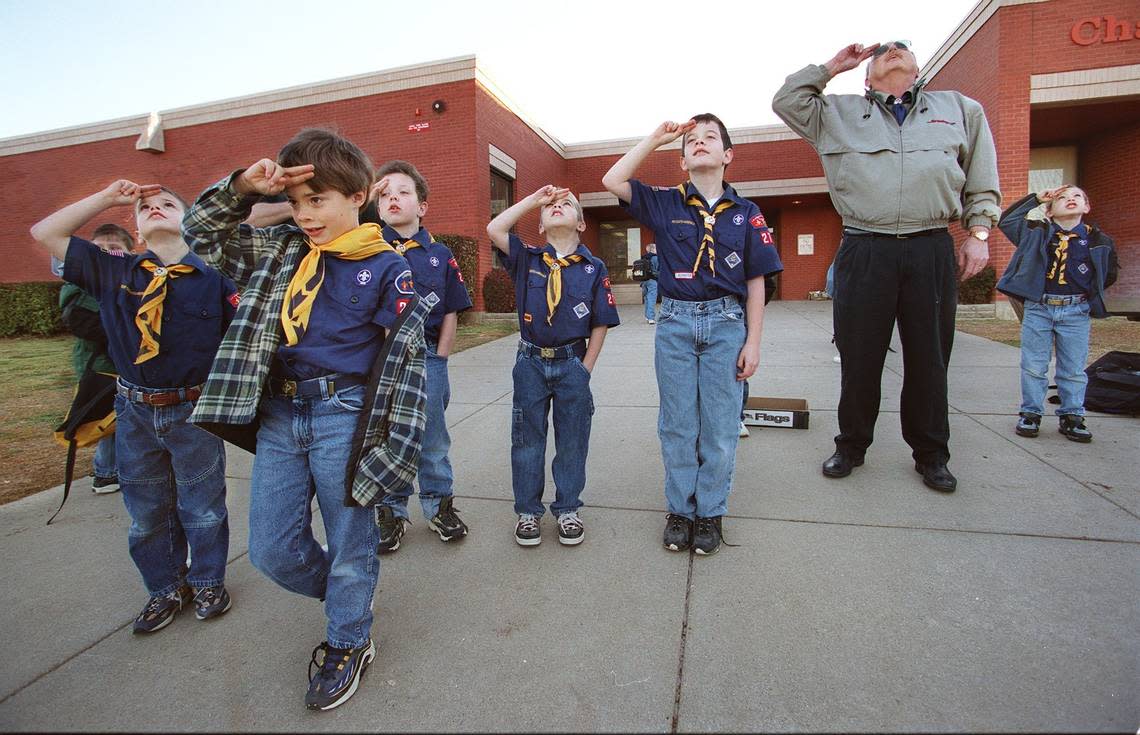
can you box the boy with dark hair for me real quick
[59,222,134,494]
[370,160,472,553]
[997,185,1119,442]
[487,186,620,547]
[603,114,783,556]
[182,127,429,712]
[31,181,236,633]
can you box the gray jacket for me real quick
[773,64,1001,234]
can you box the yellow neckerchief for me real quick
[680,183,737,277]
[281,223,396,346]
[1046,232,1072,285]
[541,250,585,325]
[134,259,196,364]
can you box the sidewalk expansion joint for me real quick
[670,551,695,733]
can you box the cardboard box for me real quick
[742,397,810,429]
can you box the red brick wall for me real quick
[1081,123,1140,297]
[774,203,844,299]
[473,84,569,308]
[2,80,479,284]
[927,0,1140,298]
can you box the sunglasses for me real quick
[873,40,912,56]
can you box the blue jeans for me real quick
[380,346,453,520]
[511,350,594,517]
[642,279,658,321]
[249,385,380,650]
[94,433,116,478]
[655,296,746,519]
[114,387,229,596]
[1020,300,1091,417]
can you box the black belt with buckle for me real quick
[266,372,367,398]
[517,340,586,360]
[843,227,948,239]
[1041,294,1087,306]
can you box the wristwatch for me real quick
[969,228,990,242]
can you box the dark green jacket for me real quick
[59,283,116,376]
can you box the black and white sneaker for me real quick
[556,512,584,546]
[663,514,692,552]
[692,516,723,556]
[429,497,468,542]
[375,506,408,554]
[1015,412,1041,437]
[1059,415,1093,443]
[193,585,232,621]
[515,514,541,546]
[305,639,376,711]
[92,474,120,494]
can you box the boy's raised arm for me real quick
[30,180,160,260]
[182,159,314,286]
[486,184,569,254]
[601,121,695,203]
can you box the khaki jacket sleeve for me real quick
[772,64,833,146]
[959,98,1002,230]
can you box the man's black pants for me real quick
[832,230,957,465]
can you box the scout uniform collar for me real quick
[678,181,740,277]
[381,224,433,254]
[538,242,588,326]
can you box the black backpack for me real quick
[631,258,652,281]
[1083,351,1140,415]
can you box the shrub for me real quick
[958,265,996,304]
[0,282,64,337]
[433,233,478,305]
[482,268,516,313]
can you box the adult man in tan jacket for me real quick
[773,41,1001,493]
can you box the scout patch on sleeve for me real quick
[395,269,415,294]
[602,277,611,288]
[760,231,774,245]
[396,298,410,314]
[750,214,767,229]
[449,257,464,283]
[523,313,533,323]
[606,292,616,306]
[228,291,241,308]
[573,302,590,319]
[725,252,742,269]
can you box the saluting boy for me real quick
[31,181,236,633]
[487,185,620,547]
[182,128,429,712]
[370,160,472,552]
[603,114,783,556]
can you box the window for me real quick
[490,170,514,268]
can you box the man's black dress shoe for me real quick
[915,462,957,492]
[822,451,863,478]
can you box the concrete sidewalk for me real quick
[1,301,1136,732]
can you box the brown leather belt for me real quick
[117,383,203,406]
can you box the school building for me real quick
[2,0,1136,313]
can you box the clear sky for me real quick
[1,0,981,144]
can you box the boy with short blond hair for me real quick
[487,185,619,547]
[182,128,429,711]
[370,159,473,552]
[603,114,783,555]
[32,181,236,633]
[997,185,1119,442]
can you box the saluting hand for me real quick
[369,175,392,204]
[234,159,315,196]
[651,120,697,148]
[100,180,163,207]
[824,43,880,77]
[1038,185,1070,203]
[529,185,571,207]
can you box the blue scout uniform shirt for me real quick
[275,248,413,380]
[381,225,472,344]
[622,180,783,301]
[497,234,621,347]
[1045,222,1094,297]
[63,236,237,388]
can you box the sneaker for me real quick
[663,513,692,552]
[1015,412,1041,438]
[514,513,541,546]
[429,497,468,542]
[305,639,376,711]
[193,584,232,621]
[692,516,723,556]
[1059,415,1092,443]
[557,511,585,546]
[132,584,191,634]
[738,421,750,438]
[91,474,120,494]
[375,506,408,554]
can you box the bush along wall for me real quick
[433,234,478,306]
[0,282,64,337]
[958,265,996,305]
[482,268,516,313]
